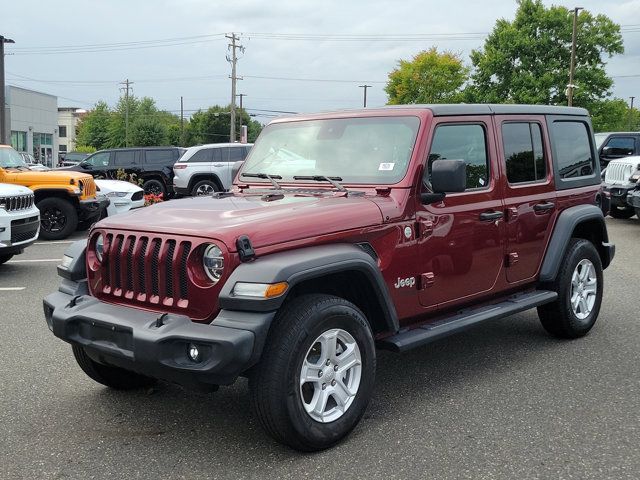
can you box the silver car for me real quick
[173,143,253,196]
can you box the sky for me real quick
[2,0,639,123]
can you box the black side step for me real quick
[378,290,557,353]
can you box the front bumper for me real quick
[602,183,635,208]
[626,189,640,209]
[43,288,275,387]
[0,207,40,254]
[78,197,110,221]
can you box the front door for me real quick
[417,117,506,310]
[495,116,557,284]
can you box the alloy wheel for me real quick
[570,259,598,320]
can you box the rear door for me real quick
[496,116,557,284]
[416,117,507,309]
[111,149,139,180]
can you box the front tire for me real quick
[609,206,635,219]
[250,294,376,451]
[72,345,157,390]
[537,239,603,338]
[37,197,78,240]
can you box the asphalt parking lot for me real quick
[1,219,639,480]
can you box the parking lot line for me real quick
[0,287,26,291]
[34,241,75,245]
[7,259,60,263]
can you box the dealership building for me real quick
[4,85,58,167]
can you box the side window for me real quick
[228,147,245,162]
[603,137,635,156]
[551,121,595,179]
[145,149,174,164]
[113,150,136,167]
[427,124,489,189]
[85,152,110,167]
[502,122,546,184]
[187,149,212,163]
[218,148,231,162]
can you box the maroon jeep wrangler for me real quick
[44,104,614,451]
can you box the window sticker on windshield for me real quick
[379,162,395,171]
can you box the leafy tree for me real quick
[107,95,141,147]
[183,105,262,146]
[75,101,111,150]
[590,99,640,132]
[466,0,623,106]
[129,117,167,146]
[385,48,470,104]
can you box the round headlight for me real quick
[95,234,104,262]
[203,243,224,283]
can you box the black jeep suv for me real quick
[60,147,186,197]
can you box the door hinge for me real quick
[420,272,435,289]
[506,207,518,221]
[506,252,519,266]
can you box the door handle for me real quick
[479,211,504,221]
[533,202,555,212]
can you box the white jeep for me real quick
[602,156,640,219]
[0,183,40,265]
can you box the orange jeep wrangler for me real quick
[0,145,107,240]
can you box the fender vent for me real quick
[356,242,378,260]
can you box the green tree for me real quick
[590,99,640,132]
[107,95,141,147]
[466,0,623,106]
[385,47,470,104]
[183,105,262,146]
[75,101,112,150]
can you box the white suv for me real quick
[173,143,253,196]
[0,183,40,264]
[602,156,640,219]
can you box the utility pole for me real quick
[359,85,371,108]
[567,7,583,107]
[119,79,134,147]
[236,93,246,140]
[630,96,636,131]
[0,35,16,145]
[226,33,244,143]
[180,95,184,146]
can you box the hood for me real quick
[97,192,385,250]
[0,182,34,196]
[95,179,142,194]
[1,169,93,186]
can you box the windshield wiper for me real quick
[241,172,282,189]
[293,175,346,192]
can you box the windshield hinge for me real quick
[375,187,391,196]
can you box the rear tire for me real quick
[142,179,166,198]
[72,345,157,390]
[249,294,376,452]
[191,179,219,196]
[0,254,14,265]
[37,197,78,240]
[609,206,635,219]
[537,239,603,339]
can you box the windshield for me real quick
[241,116,420,184]
[594,133,608,150]
[0,147,28,168]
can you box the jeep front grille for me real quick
[0,194,35,211]
[79,178,97,198]
[101,233,192,306]
[605,163,635,184]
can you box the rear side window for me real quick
[113,150,136,166]
[145,149,174,164]
[186,149,212,162]
[228,147,245,162]
[551,121,595,179]
[502,122,546,184]
[428,124,489,189]
[603,136,635,155]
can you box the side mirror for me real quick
[231,161,244,183]
[421,159,466,204]
[601,146,612,157]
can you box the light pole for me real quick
[0,35,15,145]
[359,85,371,108]
[567,7,583,107]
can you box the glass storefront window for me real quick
[10,131,27,152]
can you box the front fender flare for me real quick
[218,243,399,333]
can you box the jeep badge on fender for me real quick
[44,104,614,452]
